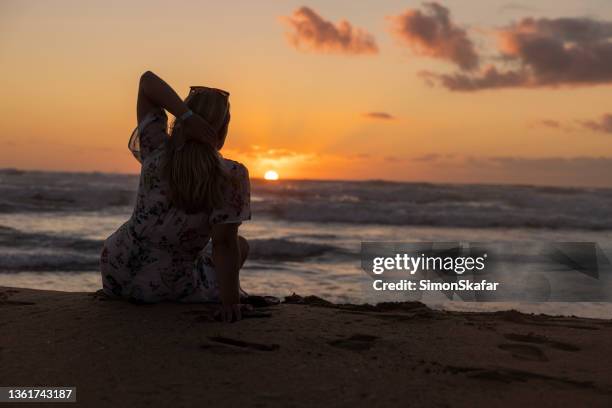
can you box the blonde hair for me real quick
[163,88,231,214]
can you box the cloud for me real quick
[362,112,396,120]
[421,65,525,91]
[385,155,405,162]
[426,16,612,91]
[535,119,561,129]
[526,115,612,133]
[468,156,612,186]
[281,7,378,55]
[227,145,612,186]
[529,118,576,133]
[579,114,612,134]
[234,145,314,161]
[410,154,612,187]
[498,17,612,85]
[413,153,441,162]
[388,2,479,71]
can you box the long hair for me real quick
[163,88,230,214]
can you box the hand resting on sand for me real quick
[214,303,253,323]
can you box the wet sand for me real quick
[1,287,612,407]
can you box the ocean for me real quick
[2,168,612,318]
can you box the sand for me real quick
[1,286,612,407]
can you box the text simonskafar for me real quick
[373,279,499,291]
[370,253,499,292]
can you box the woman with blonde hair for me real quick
[100,71,251,322]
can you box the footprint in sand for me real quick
[0,290,35,306]
[207,336,280,351]
[328,334,378,351]
[0,300,35,306]
[503,333,581,352]
[498,343,549,362]
[444,364,595,389]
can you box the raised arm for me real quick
[137,71,217,146]
[137,71,190,124]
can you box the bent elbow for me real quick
[139,71,156,87]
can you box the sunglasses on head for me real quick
[189,86,230,97]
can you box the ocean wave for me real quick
[3,170,612,230]
[251,181,612,230]
[0,224,342,271]
[0,249,99,272]
[253,201,612,229]
[0,169,137,212]
[248,238,341,260]
[0,225,103,251]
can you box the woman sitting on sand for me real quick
[100,71,250,322]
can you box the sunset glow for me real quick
[2,1,612,186]
[264,170,279,181]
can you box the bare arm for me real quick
[137,71,189,124]
[211,223,242,321]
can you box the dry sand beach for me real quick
[1,287,612,407]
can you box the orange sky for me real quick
[2,0,612,186]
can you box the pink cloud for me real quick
[281,7,378,55]
[580,114,612,134]
[426,16,612,91]
[362,112,396,120]
[536,119,562,129]
[388,2,479,71]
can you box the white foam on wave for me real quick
[3,169,612,229]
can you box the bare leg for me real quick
[238,235,249,269]
[238,235,250,297]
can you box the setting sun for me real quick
[264,170,279,181]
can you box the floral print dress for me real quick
[100,109,251,303]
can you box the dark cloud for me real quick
[536,119,561,129]
[470,157,612,186]
[388,2,479,71]
[362,112,396,120]
[527,116,612,133]
[579,114,612,134]
[426,16,612,91]
[282,7,378,55]
[385,155,408,162]
[413,153,440,162]
[421,65,525,91]
[415,155,612,187]
[531,119,577,133]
